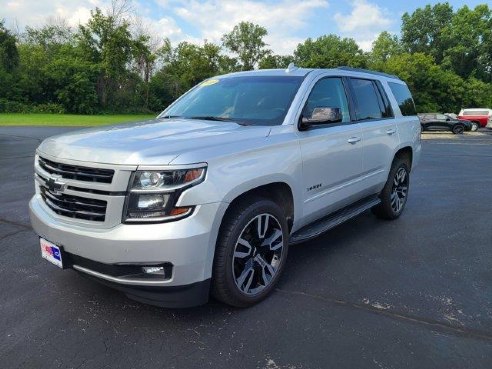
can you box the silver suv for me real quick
[30,66,421,308]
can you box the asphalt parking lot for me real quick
[0,127,491,369]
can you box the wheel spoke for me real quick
[257,214,269,239]
[397,186,408,198]
[399,169,406,184]
[391,191,397,205]
[234,238,252,259]
[260,228,283,251]
[236,266,254,292]
[243,269,255,292]
[256,255,276,286]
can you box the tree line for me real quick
[0,2,491,115]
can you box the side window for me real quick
[436,114,446,120]
[388,82,417,116]
[349,78,388,121]
[304,78,351,123]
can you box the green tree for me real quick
[0,20,19,72]
[367,31,403,69]
[44,44,99,113]
[259,54,294,69]
[132,34,157,110]
[461,77,492,108]
[294,35,366,68]
[441,4,492,80]
[222,22,271,70]
[381,52,466,113]
[150,40,223,109]
[0,20,20,103]
[401,2,454,63]
[25,22,73,51]
[78,8,133,108]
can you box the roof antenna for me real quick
[286,63,298,73]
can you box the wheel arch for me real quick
[222,181,295,233]
[394,146,413,171]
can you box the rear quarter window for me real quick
[388,82,417,116]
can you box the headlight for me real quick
[124,165,206,223]
[133,168,205,191]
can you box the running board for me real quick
[289,196,381,245]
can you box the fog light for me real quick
[142,266,165,275]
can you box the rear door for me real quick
[347,78,399,193]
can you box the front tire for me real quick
[470,122,479,132]
[212,197,289,307]
[372,158,410,220]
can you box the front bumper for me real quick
[30,195,227,307]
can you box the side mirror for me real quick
[300,107,343,130]
[446,117,450,121]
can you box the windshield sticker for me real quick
[201,79,219,87]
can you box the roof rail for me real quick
[336,66,401,80]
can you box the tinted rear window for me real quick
[462,110,489,116]
[388,82,417,116]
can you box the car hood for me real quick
[37,119,272,165]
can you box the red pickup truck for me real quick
[458,108,492,131]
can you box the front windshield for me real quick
[160,76,304,126]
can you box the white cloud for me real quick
[3,0,329,55]
[55,6,93,26]
[334,0,393,51]
[3,0,109,29]
[171,0,329,55]
[138,15,203,45]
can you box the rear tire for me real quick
[452,124,464,134]
[212,197,289,307]
[372,158,410,220]
[470,122,479,132]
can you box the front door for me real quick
[298,77,364,225]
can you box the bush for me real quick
[0,99,65,113]
[30,103,66,114]
[0,99,29,113]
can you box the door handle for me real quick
[386,128,397,135]
[347,137,361,144]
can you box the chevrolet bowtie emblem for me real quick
[46,177,66,193]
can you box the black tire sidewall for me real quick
[378,160,410,219]
[453,125,464,134]
[213,198,289,307]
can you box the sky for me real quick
[2,0,488,54]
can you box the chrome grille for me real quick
[38,156,114,184]
[40,186,107,222]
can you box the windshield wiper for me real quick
[187,116,248,125]
[187,116,232,121]
[158,115,182,119]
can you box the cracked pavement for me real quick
[0,126,491,369]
